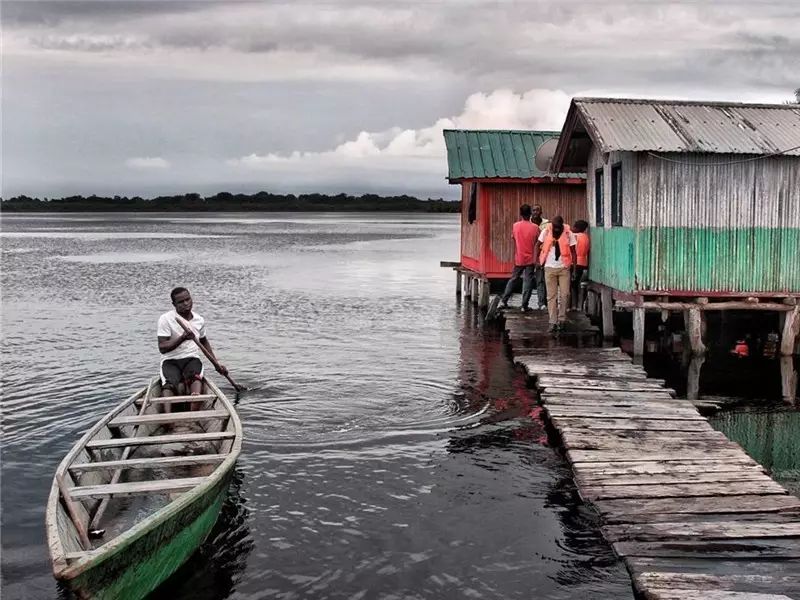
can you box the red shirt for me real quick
[512,220,540,266]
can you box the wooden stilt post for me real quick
[780,306,800,356]
[687,355,705,400]
[478,279,490,309]
[601,287,614,339]
[464,276,472,299]
[780,356,797,403]
[456,271,463,297]
[587,290,597,318]
[633,306,645,358]
[685,308,707,355]
[470,278,479,304]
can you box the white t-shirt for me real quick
[538,230,577,268]
[157,310,206,362]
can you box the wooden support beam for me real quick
[464,276,472,299]
[685,308,706,356]
[616,300,794,312]
[478,279,490,309]
[780,306,800,356]
[601,287,614,339]
[633,307,645,358]
[455,270,462,297]
[470,277,479,304]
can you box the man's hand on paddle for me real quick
[181,329,197,342]
[215,364,228,376]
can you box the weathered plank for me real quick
[69,453,227,473]
[546,398,693,409]
[576,470,775,488]
[639,588,795,600]
[538,377,671,392]
[70,476,206,498]
[592,495,800,518]
[581,481,788,501]
[86,431,235,449]
[626,556,800,577]
[551,417,713,431]
[605,520,800,542]
[548,406,704,420]
[567,449,758,463]
[614,537,800,559]
[571,459,761,475]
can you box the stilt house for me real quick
[444,129,585,280]
[550,97,800,355]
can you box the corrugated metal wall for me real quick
[482,182,586,276]
[584,148,800,294]
[636,154,800,293]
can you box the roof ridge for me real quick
[574,97,800,110]
[442,129,562,134]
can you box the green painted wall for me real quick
[589,227,636,292]
[637,227,800,293]
[589,227,800,294]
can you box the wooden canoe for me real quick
[46,377,242,599]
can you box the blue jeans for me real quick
[501,265,536,308]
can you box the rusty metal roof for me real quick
[443,129,582,180]
[573,97,800,155]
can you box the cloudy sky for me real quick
[3,0,798,199]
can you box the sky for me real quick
[2,0,799,200]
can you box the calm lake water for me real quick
[1,213,633,599]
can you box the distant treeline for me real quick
[0,192,460,213]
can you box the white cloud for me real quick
[229,88,571,169]
[125,157,170,170]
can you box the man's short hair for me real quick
[573,220,589,232]
[520,204,532,219]
[552,216,564,227]
[170,286,189,303]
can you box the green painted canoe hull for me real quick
[61,469,232,600]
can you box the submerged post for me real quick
[470,278,479,304]
[601,288,614,339]
[456,271,463,297]
[478,280,490,309]
[633,307,645,358]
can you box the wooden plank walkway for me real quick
[501,309,800,600]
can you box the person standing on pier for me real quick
[500,204,541,312]
[530,205,549,310]
[538,216,577,332]
[571,220,590,309]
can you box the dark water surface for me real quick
[1,213,632,599]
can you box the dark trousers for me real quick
[571,266,587,309]
[535,266,547,307]
[502,264,536,308]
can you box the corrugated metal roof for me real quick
[443,129,580,180]
[574,98,800,155]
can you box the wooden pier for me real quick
[502,309,800,600]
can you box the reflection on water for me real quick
[1,213,630,600]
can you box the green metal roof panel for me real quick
[442,129,584,180]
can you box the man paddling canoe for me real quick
[157,287,228,404]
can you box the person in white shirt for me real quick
[157,287,227,401]
[537,216,577,332]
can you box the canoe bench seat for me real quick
[109,409,229,427]
[136,394,217,406]
[86,431,235,450]
[69,476,208,499]
[70,454,227,473]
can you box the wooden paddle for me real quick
[174,315,247,392]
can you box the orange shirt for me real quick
[512,220,540,266]
[575,232,590,267]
